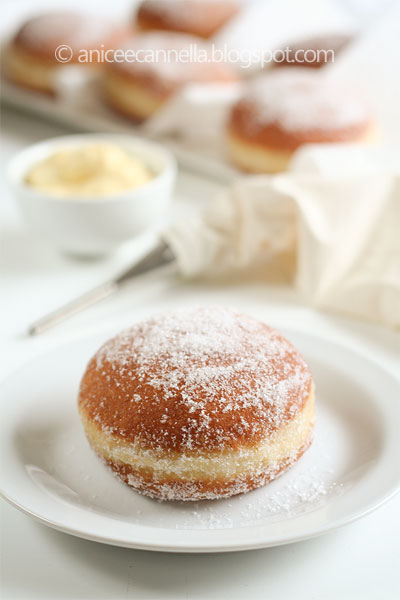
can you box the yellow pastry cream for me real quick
[25,143,153,197]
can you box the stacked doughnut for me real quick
[3,12,125,95]
[78,307,315,501]
[227,69,376,173]
[136,0,241,38]
[103,32,238,121]
[273,34,352,69]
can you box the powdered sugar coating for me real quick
[79,307,312,453]
[139,0,236,23]
[110,33,236,89]
[236,69,370,134]
[14,12,117,55]
[137,0,240,38]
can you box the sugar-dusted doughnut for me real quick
[4,12,125,94]
[78,307,315,501]
[227,69,376,173]
[136,0,240,39]
[274,34,352,69]
[103,32,238,121]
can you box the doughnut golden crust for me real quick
[78,307,315,501]
[136,0,240,39]
[4,12,125,94]
[103,32,238,121]
[227,69,376,173]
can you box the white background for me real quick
[1,1,400,598]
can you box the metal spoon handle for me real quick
[28,281,118,336]
[28,240,175,336]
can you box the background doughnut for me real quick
[227,69,377,173]
[136,0,241,39]
[4,12,126,94]
[103,32,238,121]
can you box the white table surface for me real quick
[1,1,400,596]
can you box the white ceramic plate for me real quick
[1,329,399,553]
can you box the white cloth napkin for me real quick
[164,145,400,328]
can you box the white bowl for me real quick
[7,134,177,256]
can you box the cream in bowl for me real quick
[8,134,176,256]
[25,143,153,198]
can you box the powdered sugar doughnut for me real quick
[227,69,377,173]
[4,12,126,94]
[78,307,315,501]
[136,0,240,39]
[273,34,352,69]
[103,32,238,121]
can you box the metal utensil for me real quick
[28,240,175,336]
